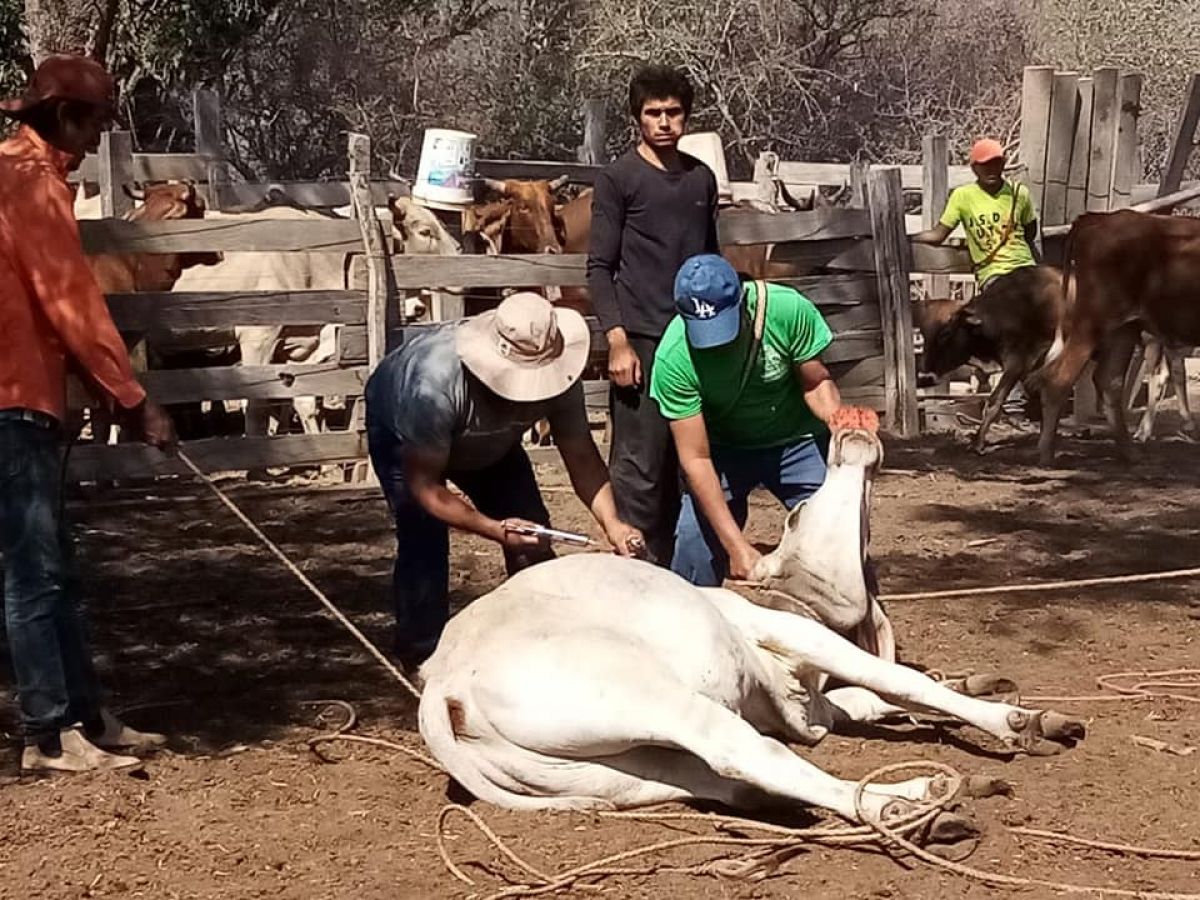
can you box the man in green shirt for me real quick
[650,254,844,586]
[913,138,1041,286]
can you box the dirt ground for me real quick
[2,427,1199,900]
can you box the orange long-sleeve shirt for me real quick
[0,125,144,422]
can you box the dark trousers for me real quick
[367,430,554,663]
[608,335,680,566]
[0,411,102,742]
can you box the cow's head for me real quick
[388,195,461,256]
[477,176,570,254]
[123,181,223,288]
[914,294,983,376]
[749,408,884,637]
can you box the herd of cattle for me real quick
[76,175,1200,465]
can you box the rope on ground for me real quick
[855,763,1200,900]
[436,763,964,898]
[880,565,1200,602]
[300,699,444,772]
[1024,668,1200,704]
[177,450,422,702]
[1009,827,1200,861]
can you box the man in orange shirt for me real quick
[0,54,177,772]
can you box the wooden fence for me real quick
[68,147,925,480]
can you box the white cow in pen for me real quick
[418,408,1084,824]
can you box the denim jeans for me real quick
[0,410,102,742]
[367,428,555,664]
[672,437,829,587]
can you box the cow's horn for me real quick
[387,194,406,221]
[123,183,145,201]
[548,174,570,191]
[482,177,508,195]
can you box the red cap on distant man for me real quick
[968,139,1005,165]
[0,54,117,116]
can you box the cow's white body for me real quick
[419,423,1083,821]
[166,200,458,436]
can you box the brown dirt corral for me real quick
[1,431,1198,899]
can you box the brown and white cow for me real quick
[1037,210,1200,464]
[915,266,1067,453]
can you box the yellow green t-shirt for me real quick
[939,181,1037,286]
[649,283,833,449]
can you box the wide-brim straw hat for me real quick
[456,291,590,402]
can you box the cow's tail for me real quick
[1028,219,1080,387]
[418,683,566,811]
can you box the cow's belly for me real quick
[424,554,762,709]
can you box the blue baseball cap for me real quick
[673,254,743,348]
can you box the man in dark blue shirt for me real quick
[587,66,720,566]
[365,293,643,668]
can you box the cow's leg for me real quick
[1038,335,1097,465]
[824,686,908,724]
[1094,324,1139,462]
[1166,347,1196,438]
[1121,337,1150,412]
[707,590,1084,754]
[1133,340,1167,442]
[433,642,938,821]
[971,365,1021,453]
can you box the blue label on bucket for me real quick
[428,167,469,188]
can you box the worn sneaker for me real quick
[87,708,168,753]
[21,725,142,774]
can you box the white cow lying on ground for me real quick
[419,408,1084,823]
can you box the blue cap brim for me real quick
[684,303,742,349]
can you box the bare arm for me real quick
[555,431,642,555]
[796,357,842,423]
[911,222,953,245]
[670,414,760,578]
[404,448,544,551]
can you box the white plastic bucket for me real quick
[413,128,477,206]
[679,132,732,203]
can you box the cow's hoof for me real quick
[923,811,981,861]
[963,775,1015,799]
[946,673,1020,700]
[1005,709,1086,755]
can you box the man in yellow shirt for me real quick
[913,138,1043,414]
[913,138,1041,287]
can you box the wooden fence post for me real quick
[578,98,606,165]
[1087,67,1120,212]
[193,89,228,211]
[921,135,949,299]
[868,168,918,436]
[1158,73,1200,196]
[98,130,134,219]
[1042,71,1080,228]
[1110,73,1144,209]
[1066,76,1094,222]
[848,161,869,208]
[348,132,391,367]
[1019,66,1055,217]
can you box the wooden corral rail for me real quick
[69,164,934,481]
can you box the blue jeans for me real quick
[672,437,828,587]
[0,411,102,742]
[367,429,554,664]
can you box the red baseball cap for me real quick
[0,54,117,117]
[968,138,1005,165]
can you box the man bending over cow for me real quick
[0,55,177,773]
[365,293,643,669]
[650,255,842,585]
[587,65,720,567]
